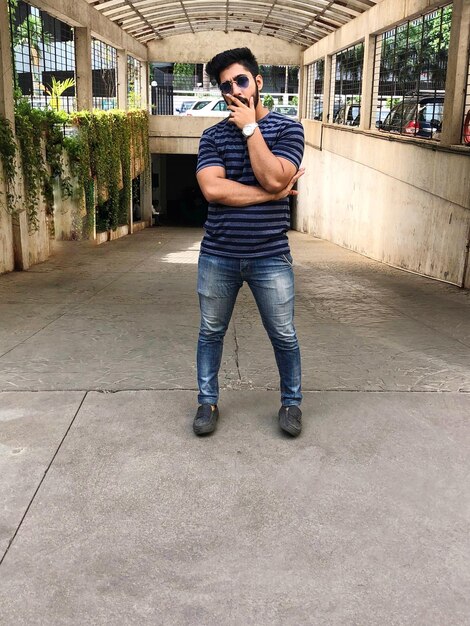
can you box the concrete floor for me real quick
[0,227,469,625]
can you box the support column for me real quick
[0,0,15,122]
[140,61,149,111]
[323,55,332,123]
[360,34,375,130]
[441,0,470,146]
[75,27,92,111]
[299,60,307,120]
[1,0,30,270]
[117,49,127,109]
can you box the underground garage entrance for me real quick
[152,154,207,226]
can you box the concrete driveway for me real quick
[1,227,469,625]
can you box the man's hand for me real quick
[272,168,305,201]
[226,94,256,129]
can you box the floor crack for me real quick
[0,391,88,567]
[232,319,242,381]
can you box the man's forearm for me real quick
[200,177,276,207]
[246,131,289,193]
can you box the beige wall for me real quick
[297,0,470,287]
[149,115,220,154]
[0,180,14,274]
[296,123,470,287]
[148,32,303,65]
[28,208,51,267]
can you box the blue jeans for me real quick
[197,251,302,407]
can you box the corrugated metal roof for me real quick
[86,0,381,46]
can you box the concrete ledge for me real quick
[132,221,147,233]
[96,223,149,244]
[109,225,129,241]
[95,231,109,245]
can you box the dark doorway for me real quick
[158,154,208,226]
[132,176,141,222]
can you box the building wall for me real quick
[0,181,14,274]
[297,123,470,286]
[147,32,302,65]
[0,0,150,274]
[296,0,470,287]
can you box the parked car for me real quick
[378,95,444,139]
[464,109,470,145]
[184,98,228,117]
[175,99,197,115]
[272,105,298,118]
[333,103,361,126]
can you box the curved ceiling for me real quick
[86,0,381,47]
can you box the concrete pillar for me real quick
[117,49,127,109]
[202,63,211,90]
[441,0,470,146]
[360,35,375,130]
[1,0,30,270]
[323,55,332,123]
[299,61,307,120]
[141,61,149,111]
[75,27,92,111]
[0,0,15,122]
[371,35,383,127]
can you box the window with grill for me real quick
[92,38,117,110]
[329,43,364,126]
[306,59,324,120]
[127,55,142,109]
[372,5,452,140]
[8,0,76,112]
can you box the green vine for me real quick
[1,104,149,237]
[0,116,17,212]
[14,99,47,230]
[65,109,149,235]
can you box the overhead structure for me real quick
[85,0,382,46]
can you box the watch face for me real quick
[243,123,256,137]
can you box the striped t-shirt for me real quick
[196,111,304,258]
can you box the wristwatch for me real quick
[242,122,258,138]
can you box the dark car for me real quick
[378,95,444,139]
[333,103,361,126]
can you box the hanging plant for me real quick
[0,115,18,212]
[3,103,149,236]
[64,112,94,237]
[14,99,47,230]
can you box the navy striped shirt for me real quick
[196,111,304,258]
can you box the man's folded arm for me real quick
[197,166,277,207]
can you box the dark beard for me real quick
[233,84,260,107]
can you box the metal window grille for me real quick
[127,55,142,109]
[259,65,300,95]
[150,84,174,115]
[462,52,470,146]
[306,59,324,120]
[92,38,117,110]
[329,42,364,125]
[372,4,452,140]
[8,0,76,112]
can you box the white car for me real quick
[272,105,298,119]
[175,99,197,115]
[184,98,229,117]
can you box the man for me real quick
[193,47,305,437]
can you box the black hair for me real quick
[205,47,260,85]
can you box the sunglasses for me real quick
[219,74,250,95]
